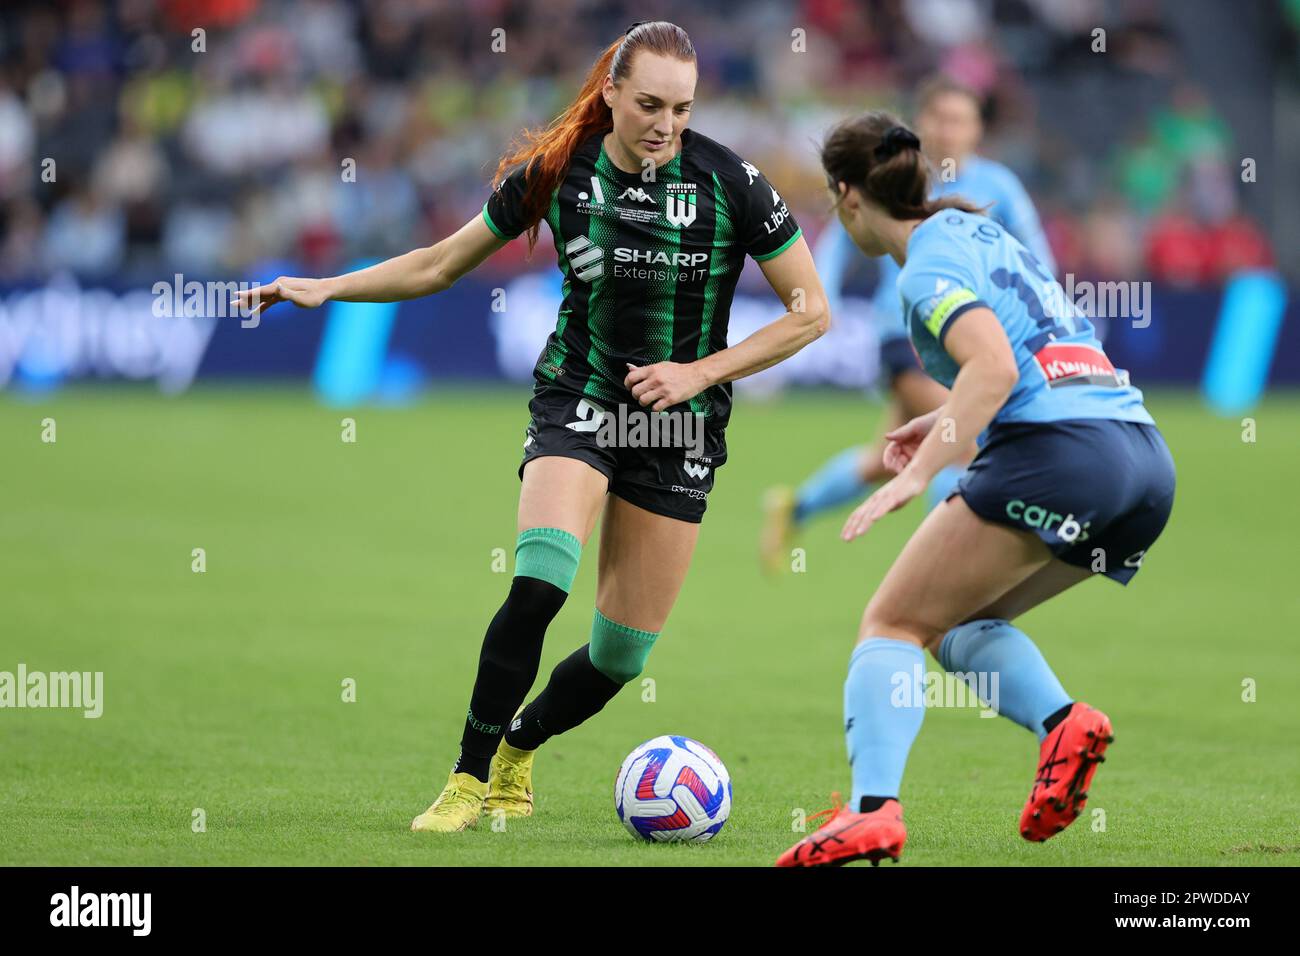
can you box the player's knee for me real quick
[509,526,582,611]
[859,607,940,650]
[500,573,568,624]
[588,609,659,684]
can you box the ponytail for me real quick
[820,111,987,221]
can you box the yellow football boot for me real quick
[410,771,488,833]
[759,485,797,576]
[484,739,535,818]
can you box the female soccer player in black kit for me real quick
[237,21,830,831]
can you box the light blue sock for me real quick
[794,445,870,524]
[844,637,927,804]
[936,619,1073,741]
[926,464,965,511]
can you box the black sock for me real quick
[1042,702,1075,736]
[454,576,567,781]
[858,795,896,813]
[505,643,623,751]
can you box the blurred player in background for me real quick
[237,21,828,834]
[760,76,1057,573]
[776,112,1174,867]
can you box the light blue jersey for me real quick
[898,210,1154,432]
[815,155,1056,344]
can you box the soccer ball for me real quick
[614,735,732,842]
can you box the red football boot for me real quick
[1020,702,1114,842]
[776,793,906,867]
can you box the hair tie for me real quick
[874,126,921,162]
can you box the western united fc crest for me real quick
[665,182,697,228]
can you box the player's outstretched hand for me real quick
[882,409,941,474]
[841,470,926,541]
[230,276,332,319]
[624,362,709,413]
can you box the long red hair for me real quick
[490,21,696,253]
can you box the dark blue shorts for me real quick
[879,335,922,383]
[955,419,1176,584]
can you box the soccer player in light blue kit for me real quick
[761,76,1057,571]
[776,112,1175,867]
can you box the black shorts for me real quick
[518,386,727,523]
[879,335,923,383]
[955,418,1176,584]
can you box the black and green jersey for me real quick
[481,128,802,430]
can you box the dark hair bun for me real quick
[873,126,921,162]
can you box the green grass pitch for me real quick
[2,386,1297,866]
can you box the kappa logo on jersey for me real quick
[565,398,609,433]
[617,187,656,204]
[564,235,605,282]
[578,176,660,224]
[665,182,697,228]
[741,160,760,185]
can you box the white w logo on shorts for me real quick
[684,459,710,480]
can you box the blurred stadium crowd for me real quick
[0,0,1293,290]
